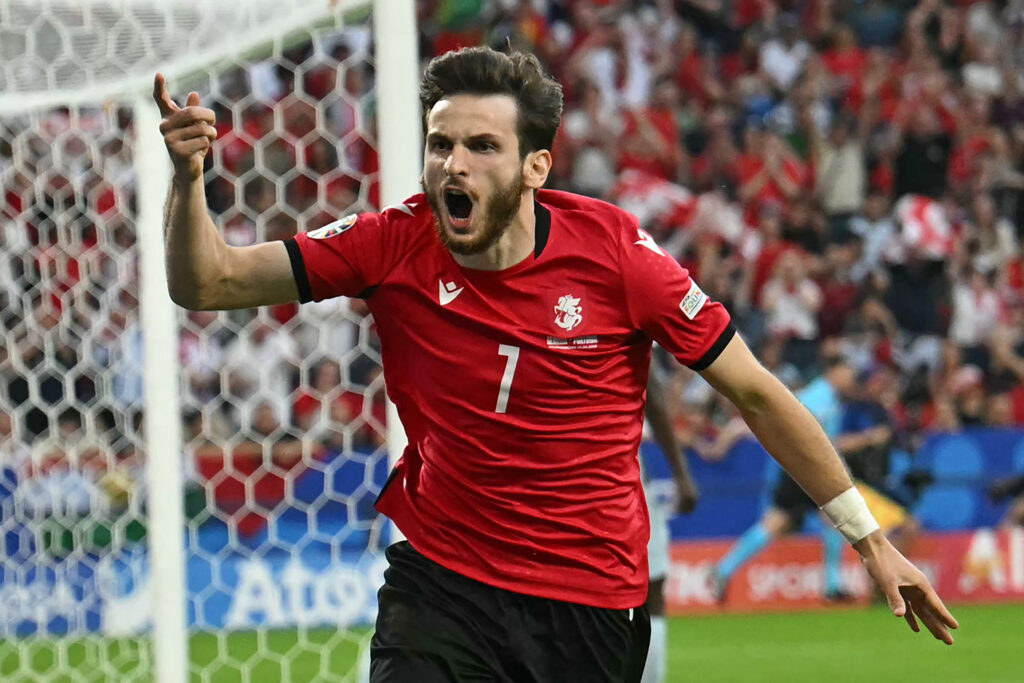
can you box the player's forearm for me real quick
[735,378,853,505]
[644,369,692,483]
[164,176,230,310]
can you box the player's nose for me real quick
[444,144,469,176]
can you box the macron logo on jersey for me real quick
[439,279,464,306]
[679,280,708,320]
[634,229,665,256]
[382,201,416,216]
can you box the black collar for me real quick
[534,200,551,258]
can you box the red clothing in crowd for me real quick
[734,154,808,226]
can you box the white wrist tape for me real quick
[820,487,880,544]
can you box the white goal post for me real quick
[0,0,418,680]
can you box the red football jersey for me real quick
[287,190,733,608]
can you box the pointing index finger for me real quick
[153,73,179,117]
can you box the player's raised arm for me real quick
[153,73,297,310]
[698,334,959,644]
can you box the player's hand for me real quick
[674,475,699,515]
[855,531,959,645]
[153,73,217,182]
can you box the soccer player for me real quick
[710,357,858,603]
[154,46,957,682]
[641,363,698,683]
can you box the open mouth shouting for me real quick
[443,187,475,232]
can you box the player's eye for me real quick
[472,141,497,152]
[430,139,452,151]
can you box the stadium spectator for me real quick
[849,0,904,48]
[761,250,824,376]
[293,358,342,431]
[966,192,1018,273]
[810,111,870,239]
[759,13,812,92]
[618,78,685,182]
[781,197,828,259]
[179,309,231,406]
[688,106,741,194]
[817,242,862,339]
[221,319,299,426]
[893,104,955,201]
[949,266,1002,365]
[736,127,807,226]
[557,79,621,196]
[989,473,1024,527]
[848,190,898,282]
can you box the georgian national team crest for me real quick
[308,214,357,239]
[553,294,583,331]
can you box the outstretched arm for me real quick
[155,74,297,311]
[700,334,959,644]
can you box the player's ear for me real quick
[522,149,552,190]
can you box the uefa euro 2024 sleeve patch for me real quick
[307,214,358,239]
[679,280,708,320]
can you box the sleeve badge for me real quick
[679,280,709,320]
[307,214,358,239]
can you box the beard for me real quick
[424,173,524,255]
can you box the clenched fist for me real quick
[153,73,217,182]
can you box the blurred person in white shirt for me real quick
[950,266,1003,358]
[762,251,823,335]
[222,319,299,428]
[761,250,824,377]
[968,192,1017,274]
[760,14,811,91]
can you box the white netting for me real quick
[0,1,395,680]
[0,0,371,112]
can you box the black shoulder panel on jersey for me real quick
[534,201,551,258]
[284,238,313,304]
[689,323,737,371]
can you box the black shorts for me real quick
[370,541,651,683]
[771,474,817,526]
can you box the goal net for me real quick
[0,0,416,679]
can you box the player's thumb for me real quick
[886,584,906,617]
[186,91,200,107]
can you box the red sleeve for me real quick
[285,210,397,302]
[618,213,734,369]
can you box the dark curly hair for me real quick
[419,47,564,156]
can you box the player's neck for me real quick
[451,195,536,271]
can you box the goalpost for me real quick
[0,0,418,680]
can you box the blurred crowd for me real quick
[5,0,1024,531]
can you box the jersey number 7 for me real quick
[495,345,520,414]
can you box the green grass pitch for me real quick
[1,603,1020,681]
[669,603,1023,682]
